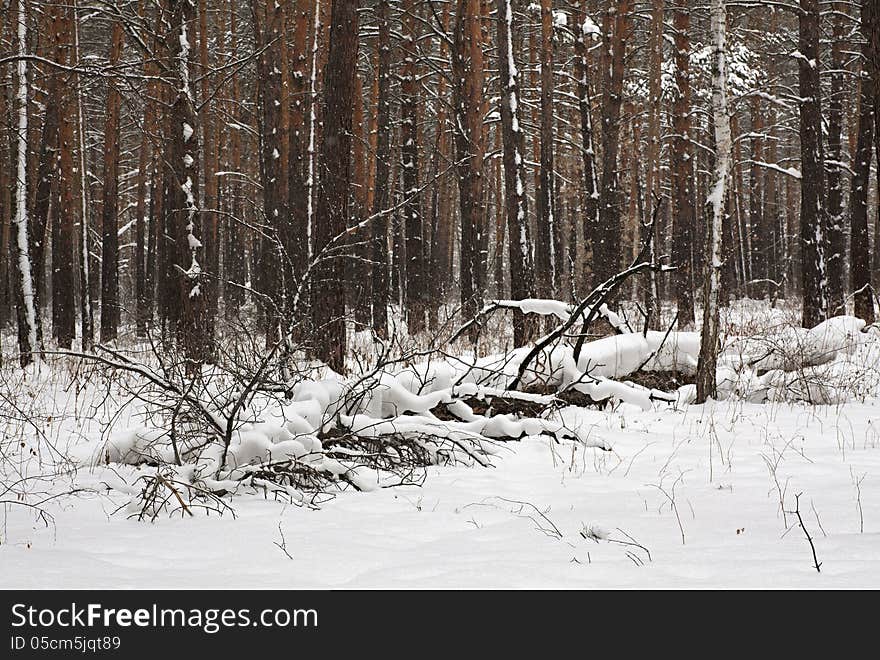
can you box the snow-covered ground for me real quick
[2,395,878,588]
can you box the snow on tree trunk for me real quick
[253,0,292,335]
[100,19,124,343]
[825,6,846,314]
[13,0,37,367]
[73,0,93,350]
[370,0,391,338]
[573,3,599,292]
[165,0,207,370]
[695,0,731,403]
[401,0,425,335]
[535,0,555,300]
[497,0,538,348]
[797,0,828,329]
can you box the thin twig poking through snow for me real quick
[274,522,294,560]
[787,492,821,573]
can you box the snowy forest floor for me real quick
[2,301,880,588]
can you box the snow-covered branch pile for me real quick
[92,292,880,517]
[716,315,880,404]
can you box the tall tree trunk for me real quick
[165,0,207,367]
[452,0,486,334]
[134,1,157,337]
[100,20,125,342]
[671,1,695,328]
[851,0,877,323]
[573,4,599,292]
[595,0,632,286]
[289,0,312,296]
[498,0,538,347]
[223,0,246,318]
[535,0,555,298]
[798,0,828,328]
[13,0,38,365]
[253,0,291,335]
[644,0,663,324]
[825,3,846,314]
[51,1,76,348]
[0,33,8,332]
[696,0,731,403]
[312,0,359,372]
[401,0,425,334]
[371,0,392,337]
[72,0,93,349]
[30,42,60,346]
[198,0,218,346]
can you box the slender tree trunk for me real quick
[798,0,828,328]
[72,0,93,349]
[595,0,632,286]
[0,57,8,332]
[198,0,218,346]
[253,0,291,335]
[671,1,695,328]
[498,0,538,347]
[535,0,555,298]
[289,0,312,298]
[696,0,731,403]
[851,0,877,323]
[30,53,60,346]
[371,0,391,337]
[223,0,246,318]
[312,0,359,372]
[164,0,207,367]
[401,0,425,334]
[100,20,125,342]
[644,0,663,324]
[13,0,38,365]
[825,4,846,314]
[452,0,486,333]
[51,2,75,348]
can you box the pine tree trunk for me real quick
[198,0,218,347]
[165,0,207,368]
[312,0,359,372]
[798,0,828,329]
[452,0,486,335]
[289,0,312,297]
[851,0,877,323]
[253,0,291,335]
[100,20,124,342]
[595,0,631,286]
[535,0,555,299]
[825,4,846,314]
[671,1,695,328]
[370,0,391,338]
[52,1,76,348]
[401,0,425,334]
[498,0,538,347]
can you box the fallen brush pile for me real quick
[83,294,880,518]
